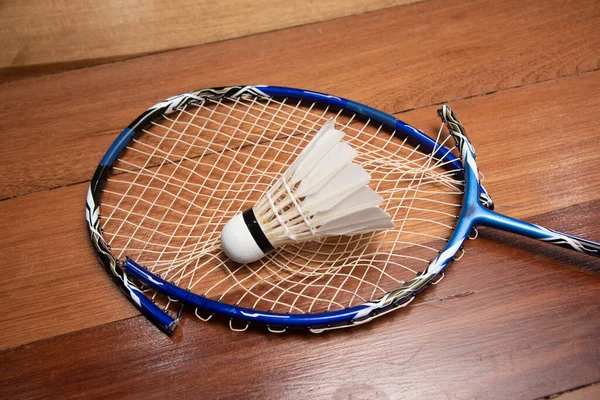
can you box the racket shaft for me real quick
[477,209,600,257]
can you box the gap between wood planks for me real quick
[535,381,600,400]
[0,66,599,203]
[0,0,426,83]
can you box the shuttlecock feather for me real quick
[221,119,395,264]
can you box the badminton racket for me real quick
[85,85,599,333]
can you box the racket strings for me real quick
[358,122,455,303]
[112,96,452,185]
[99,96,464,315]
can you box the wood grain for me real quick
[1,202,598,399]
[1,0,600,200]
[1,0,599,398]
[0,0,422,82]
[1,70,598,350]
[0,184,138,350]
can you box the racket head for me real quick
[86,86,482,333]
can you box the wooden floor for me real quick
[1,0,599,398]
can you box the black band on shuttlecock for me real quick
[242,208,275,254]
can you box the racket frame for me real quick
[87,85,480,332]
[87,85,597,334]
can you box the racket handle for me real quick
[477,209,600,258]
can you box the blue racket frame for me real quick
[86,86,599,334]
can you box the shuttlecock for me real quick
[221,119,395,264]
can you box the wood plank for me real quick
[1,0,599,199]
[404,71,600,220]
[0,184,138,350]
[0,0,423,82]
[1,70,599,350]
[1,201,598,399]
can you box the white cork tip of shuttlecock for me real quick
[221,213,267,264]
